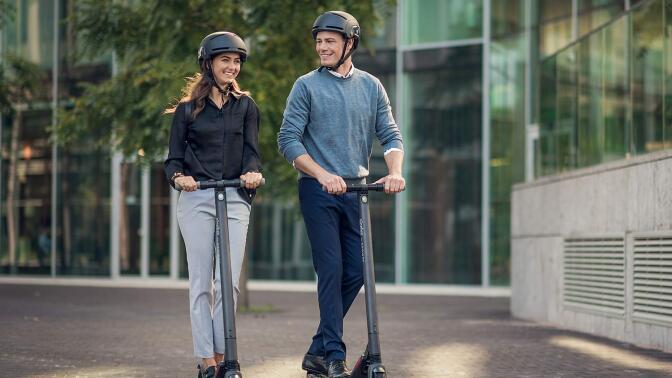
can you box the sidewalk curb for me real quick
[0,276,510,297]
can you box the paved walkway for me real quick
[1,283,672,377]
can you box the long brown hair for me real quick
[165,60,250,119]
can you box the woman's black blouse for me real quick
[164,95,262,187]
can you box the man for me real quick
[278,10,405,378]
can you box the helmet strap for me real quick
[203,60,232,104]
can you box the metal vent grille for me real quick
[563,236,625,315]
[633,235,672,324]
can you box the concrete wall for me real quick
[511,150,672,352]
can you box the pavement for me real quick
[1,283,672,377]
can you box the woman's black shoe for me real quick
[197,364,216,378]
[327,360,351,378]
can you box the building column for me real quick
[140,166,150,278]
[481,0,492,287]
[51,0,60,277]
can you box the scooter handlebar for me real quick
[345,183,386,192]
[175,178,266,191]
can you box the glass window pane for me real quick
[403,46,482,284]
[367,0,397,49]
[631,0,665,154]
[356,49,397,283]
[537,45,580,176]
[150,164,170,276]
[1,109,53,274]
[490,0,526,286]
[665,0,672,147]
[578,0,625,37]
[402,0,482,45]
[556,47,579,172]
[56,148,111,275]
[8,0,55,68]
[576,16,628,167]
[539,0,573,57]
[538,55,559,176]
[492,0,525,38]
[54,2,112,276]
[119,162,141,275]
[248,202,314,281]
[490,34,526,285]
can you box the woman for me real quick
[164,31,262,378]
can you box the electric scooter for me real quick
[348,183,391,378]
[177,178,264,378]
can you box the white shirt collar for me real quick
[327,63,355,79]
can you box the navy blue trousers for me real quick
[299,178,364,363]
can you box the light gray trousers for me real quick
[177,187,251,358]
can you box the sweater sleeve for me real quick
[164,102,188,186]
[277,79,311,164]
[374,79,404,152]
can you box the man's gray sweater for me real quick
[278,67,403,180]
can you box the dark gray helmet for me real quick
[198,31,247,65]
[312,11,360,50]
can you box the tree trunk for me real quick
[119,162,129,273]
[6,111,22,274]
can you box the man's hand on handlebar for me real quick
[373,174,405,194]
[318,172,347,195]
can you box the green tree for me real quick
[55,0,394,306]
[56,0,392,198]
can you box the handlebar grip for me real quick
[345,183,385,192]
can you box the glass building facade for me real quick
[2,0,668,287]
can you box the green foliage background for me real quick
[55,0,393,198]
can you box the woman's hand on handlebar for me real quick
[175,175,198,192]
[240,172,263,189]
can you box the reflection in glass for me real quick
[490,0,526,284]
[631,0,665,154]
[578,0,625,37]
[539,0,573,57]
[666,0,672,147]
[55,1,112,276]
[402,0,482,45]
[539,54,559,176]
[536,0,671,177]
[150,164,170,275]
[120,163,141,275]
[248,203,313,281]
[576,17,628,167]
[356,48,397,283]
[1,109,53,274]
[56,147,111,275]
[492,0,525,38]
[404,46,482,284]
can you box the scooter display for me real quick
[177,178,264,378]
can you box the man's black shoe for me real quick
[327,360,351,378]
[302,353,328,376]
